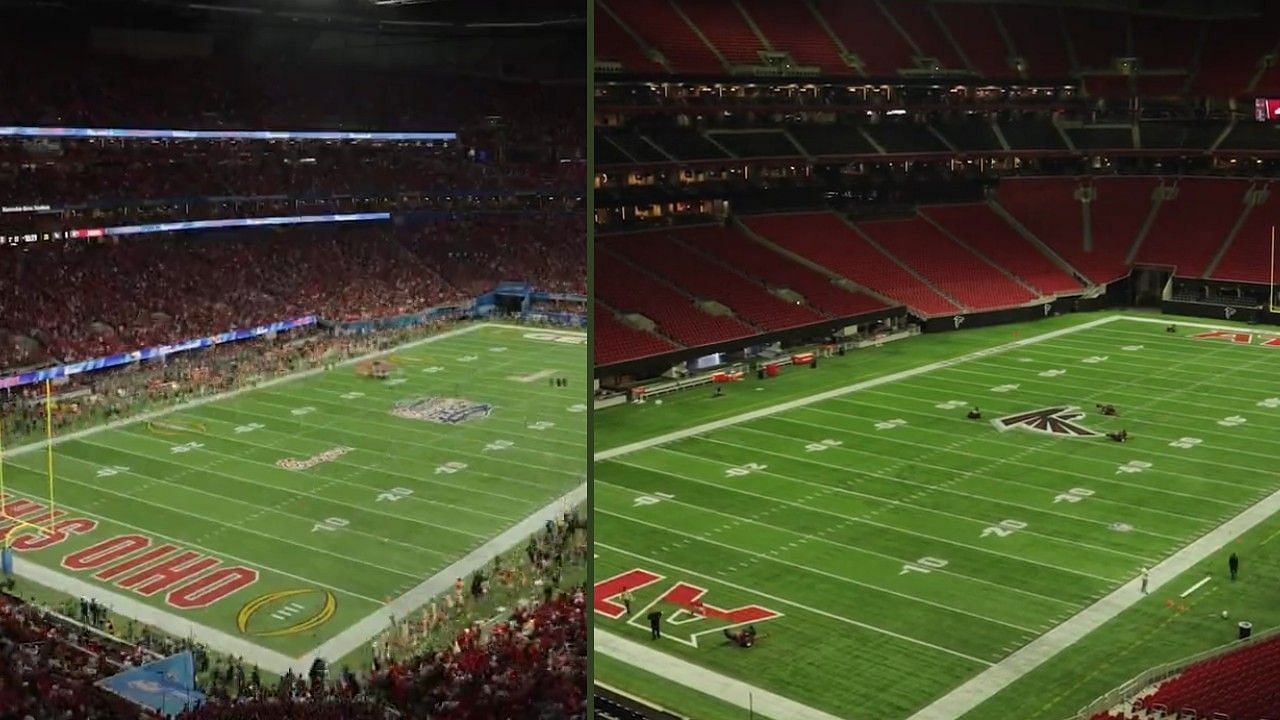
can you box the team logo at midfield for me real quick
[392,396,492,424]
[992,406,1102,438]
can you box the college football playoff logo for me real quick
[992,406,1102,438]
[392,396,492,424]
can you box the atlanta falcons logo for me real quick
[992,406,1102,438]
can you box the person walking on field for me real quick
[1229,552,1240,581]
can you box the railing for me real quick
[1075,624,1280,719]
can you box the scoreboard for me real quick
[1255,98,1280,121]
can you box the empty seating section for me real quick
[1133,75,1189,97]
[1088,177,1158,280]
[1140,635,1280,719]
[1209,183,1279,283]
[676,0,767,66]
[1132,16,1200,69]
[595,301,678,365]
[858,216,1037,309]
[1134,179,1248,277]
[604,231,826,330]
[745,213,959,316]
[643,128,730,160]
[1220,122,1280,152]
[596,136,630,165]
[594,7,663,72]
[813,0,915,77]
[601,0,723,74]
[933,117,1003,151]
[999,117,1067,150]
[1065,127,1133,150]
[595,3,1275,99]
[737,0,850,74]
[595,247,756,346]
[600,130,671,163]
[707,131,800,157]
[1191,18,1277,96]
[880,1,964,70]
[921,204,1082,295]
[996,5,1071,78]
[1083,75,1133,98]
[786,123,879,156]
[677,225,888,317]
[1139,122,1222,150]
[865,121,948,153]
[933,4,1012,77]
[1066,10,1128,71]
[998,177,1127,284]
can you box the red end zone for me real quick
[595,567,783,647]
[2,494,258,611]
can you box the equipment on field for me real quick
[355,358,397,379]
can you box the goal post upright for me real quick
[1271,226,1278,314]
[44,379,55,533]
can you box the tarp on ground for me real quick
[97,650,206,717]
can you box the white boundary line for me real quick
[597,629,847,720]
[596,313,1280,720]
[2,321,585,673]
[596,315,1119,462]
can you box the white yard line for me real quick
[11,553,300,675]
[596,629,847,720]
[597,313,1280,719]
[907,484,1280,720]
[2,322,586,673]
[596,316,1120,462]
[299,481,585,672]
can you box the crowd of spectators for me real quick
[0,212,584,373]
[0,578,586,720]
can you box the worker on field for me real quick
[1230,552,1240,581]
[621,587,634,616]
[1140,568,1149,595]
[648,610,662,640]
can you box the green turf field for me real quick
[0,323,585,671]
[594,312,1280,720]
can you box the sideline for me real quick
[2,321,584,673]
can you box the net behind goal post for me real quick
[0,379,61,552]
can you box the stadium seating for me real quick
[670,225,889,317]
[920,204,1083,295]
[997,177,1128,285]
[1133,178,1250,277]
[1064,10,1128,72]
[595,247,757,347]
[737,0,852,75]
[675,0,768,67]
[880,2,965,71]
[996,4,1072,78]
[743,213,960,316]
[857,215,1038,309]
[1209,182,1280,283]
[599,0,722,74]
[1086,177,1161,282]
[1138,634,1280,719]
[593,2,1280,99]
[812,0,915,77]
[595,301,680,365]
[603,231,827,331]
[0,215,583,372]
[932,3,1013,78]
[595,5,666,73]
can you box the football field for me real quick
[595,313,1280,720]
[0,323,586,673]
